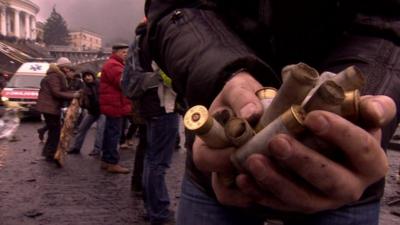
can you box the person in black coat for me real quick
[144,1,399,225]
[68,70,106,156]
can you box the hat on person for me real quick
[112,43,129,51]
[56,57,75,70]
[82,69,96,79]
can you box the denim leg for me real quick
[177,175,265,225]
[101,116,122,164]
[71,114,98,151]
[93,114,106,152]
[283,202,380,225]
[120,116,129,144]
[143,113,179,223]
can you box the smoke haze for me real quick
[33,0,145,46]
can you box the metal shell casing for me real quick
[341,90,360,122]
[224,117,255,147]
[184,105,230,149]
[256,87,277,109]
[303,80,345,113]
[231,105,306,171]
[331,66,365,92]
[254,63,319,132]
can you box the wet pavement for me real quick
[0,121,185,225]
[0,121,399,225]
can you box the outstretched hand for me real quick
[192,72,396,212]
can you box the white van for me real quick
[1,62,49,117]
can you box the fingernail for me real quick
[269,137,292,159]
[371,100,384,119]
[307,115,329,135]
[240,103,256,119]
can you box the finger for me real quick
[212,172,253,207]
[268,134,364,202]
[359,95,396,128]
[245,154,340,213]
[224,86,263,121]
[236,174,292,211]
[236,174,265,200]
[304,111,389,181]
[192,137,236,172]
[212,73,263,122]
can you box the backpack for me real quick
[121,32,161,100]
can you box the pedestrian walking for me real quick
[35,57,80,163]
[68,70,105,156]
[144,1,400,225]
[99,44,132,174]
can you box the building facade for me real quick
[69,29,102,51]
[0,0,39,40]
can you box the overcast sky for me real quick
[33,0,145,45]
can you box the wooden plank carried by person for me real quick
[54,98,80,167]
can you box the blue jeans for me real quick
[71,113,105,152]
[101,116,122,164]
[177,175,380,225]
[177,175,266,225]
[143,113,179,223]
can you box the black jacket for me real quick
[144,0,400,214]
[80,70,100,116]
[145,0,400,106]
[125,23,167,119]
[82,81,100,116]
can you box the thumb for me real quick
[217,73,263,122]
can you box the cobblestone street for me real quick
[0,121,185,225]
[0,121,399,225]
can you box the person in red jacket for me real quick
[99,44,132,174]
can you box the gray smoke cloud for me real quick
[34,0,145,46]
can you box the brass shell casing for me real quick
[184,105,231,149]
[231,105,306,171]
[256,87,278,100]
[341,90,360,121]
[254,63,318,132]
[281,105,307,135]
[184,105,213,135]
[256,87,277,110]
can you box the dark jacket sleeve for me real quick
[121,34,161,100]
[48,74,75,100]
[145,1,279,106]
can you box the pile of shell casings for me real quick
[184,62,365,173]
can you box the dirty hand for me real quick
[193,72,396,212]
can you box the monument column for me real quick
[24,13,30,39]
[13,9,20,38]
[0,7,6,36]
[31,15,36,40]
